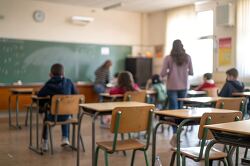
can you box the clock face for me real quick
[33,10,45,22]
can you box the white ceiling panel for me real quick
[34,0,199,13]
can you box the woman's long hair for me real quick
[117,71,135,91]
[101,60,112,69]
[170,39,188,66]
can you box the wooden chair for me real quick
[95,106,154,166]
[215,97,246,113]
[170,111,243,166]
[44,94,85,154]
[123,90,147,102]
[203,87,219,97]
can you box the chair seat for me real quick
[171,146,227,160]
[45,118,78,126]
[97,139,145,152]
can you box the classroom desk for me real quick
[29,95,50,155]
[205,120,250,166]
[77,101,154,166]
[187,90,207,97]
[8,88,33,129]
[99,90,157,102]
[232,92,250,97]
[152,108,239,166]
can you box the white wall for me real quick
[0,0,142,45]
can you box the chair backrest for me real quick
[110,106,154,134]
[203,87,219,97]
[123,91,147,102]
[198,112,243,140]
[50,95,85,115]
[215,97,246,112]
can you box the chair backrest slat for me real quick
[215,97,246,111]
[110,106,154,133]
[123,91,147,102]
[203,87,219,97]
[50,95,85,115]
[198,112,243,140]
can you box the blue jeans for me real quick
[94,84,106,94]
[42,114,70,140]
[167,90,187,133]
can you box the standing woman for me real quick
[94,60,112,94]
[160,39,193,146]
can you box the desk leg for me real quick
[29,104,33,147]
[36,102,39,149]
[8,95,12,128]
[152,122,163,166]
[15,95,21,129]
[77,112,84,166]
[92,112,99,166]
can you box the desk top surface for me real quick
[79,101,154,112]
[187,90,207,95]
[232,91,250,97]
[155,108,238,119]
[177,97,229,103]
[205,120,250,136]
[10,88,33,93]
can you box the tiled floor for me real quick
[0,112,248,166]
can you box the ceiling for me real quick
[35,0,200,13]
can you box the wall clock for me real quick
[33,10,45,22]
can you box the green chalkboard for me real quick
[0,38,131,84]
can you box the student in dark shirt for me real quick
[219,68,244,97]
[38,63,78,151]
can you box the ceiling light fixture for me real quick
[103,2,123,11]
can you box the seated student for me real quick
[149,74,167,109]
[109,71,140,95]
[194,73,216,91]
[38,63,78,151]
[219,68,244,97]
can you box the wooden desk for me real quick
[187,90,207,97]
[99,90,157,102]
[8,88,33,129]
[77,101,154,166]
[232,92,250,97]
[205,120,250,166]
[152,108,239,166]
[29,95,50,155]
[178,97,225,103]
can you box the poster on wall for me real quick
[218,37,232,67]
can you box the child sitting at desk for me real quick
[194,73,216,91]
[219,68,244,97]
[148,74,167,109]
[109,71,140,95]
[38,63,78,151]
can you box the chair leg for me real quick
[244,148,248,158]
[80,134,85,152]
[235,147,239,166]
[95,146,100,166]
[131,150,137,166]
[120,134,126,156]
[170,152,176,166]
[72,124,76,149]
[182,156,186,166]
[209,160,213,166]
[48,126,54,154]
[25,107,29,126]
[143,151,149,166]
[222,158,229,166]
[104,151,109,166]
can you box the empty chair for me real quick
[44,94,85,154]
[95,106,154,166]
[170,111,243,166]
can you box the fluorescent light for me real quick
[71,16,94,22]
[103,2,123,10]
